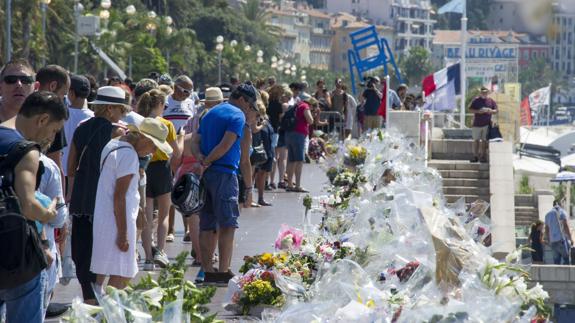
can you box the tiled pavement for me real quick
[48,163,325,322]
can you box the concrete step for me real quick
[445,194,490,204]
[443,178,490,187]
[432,139,475,161]
[439,170,490,179]
[442,128,472,140]
[428,160,489,171]
[515,194,535,207]
[444,186,490,196]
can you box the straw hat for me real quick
[127,117,173,155]
[201,87,224,102]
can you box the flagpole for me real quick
[547,83,552,136]
[459,0,467,129]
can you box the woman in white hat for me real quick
[91,118,172,291]
[66,85,131,304]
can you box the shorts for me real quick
[285,131,307,162]
[200,169,240,231]
[472,126,489,141]
[364,115,382,129]
[277,132,286,148]
[271,133,279,150]
[256,158,273,172]
[145,160,173,198]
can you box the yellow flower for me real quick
[259,253,275,267]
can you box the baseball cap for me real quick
[70,74,91,98]
[236,82,258,105]
[134,78,159,98]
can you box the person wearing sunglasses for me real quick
[163,75,196,133]
[0,59,37,122]
[191,82,258,286]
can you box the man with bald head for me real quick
[163,75,196,133]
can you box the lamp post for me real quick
[40,0,51,66]
[5,0,12,62]
[216,35,224,84]
[125,5,136,78]
[73,0,84,73]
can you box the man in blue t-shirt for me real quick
[0,91,68,323]
[545,200,573,264]
[192,83,258,285]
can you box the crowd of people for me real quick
[0,57,425,322]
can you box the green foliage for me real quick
[518,175,533,194]
[518,57,566,99]
[132,252,219,322]
[398,46,433,87]
[431,0,492,30]
[0,0,278,85]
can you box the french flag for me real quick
[421,63,461,111]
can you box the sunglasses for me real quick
[176,84,192,96]
[3,75,35,85]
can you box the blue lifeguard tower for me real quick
[347,25,403,95]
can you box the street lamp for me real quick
[5,0,12,62]
[164,16,173,25]
[216,35,224,84]
[100,0,111,9]
[125,4,136,16]
[40,0,51,66]
[73,0,84,73]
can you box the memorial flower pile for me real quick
[226,129,550,322]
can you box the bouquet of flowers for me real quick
[344,144,367,167]
[227,270,285,316]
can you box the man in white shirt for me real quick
[63,75,94,177]
[163,75,196,132]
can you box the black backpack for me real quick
[280,104,297,132]
[0,141,48,289]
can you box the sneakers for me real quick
[153,250,169,268]
[166,233,175,243]
[143,260,155,271]
[277,182,287,189]
[203,270,235,286]
[195,269,205,284]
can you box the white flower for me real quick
[505,249,521,264]
[301,244,316,256]
[281,234,294,249]
[528,284,549,300]
[342,242,355,249]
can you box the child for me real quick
[308,130,327,162]
[528,220,544,264]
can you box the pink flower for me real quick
[275,224,303,250]
[477,227,486,236]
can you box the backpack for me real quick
[0,141,48,289]
[280,105,297,132]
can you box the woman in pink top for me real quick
[174,87,223,279]
[285,95,315,192]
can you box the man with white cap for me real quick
[66,86,131,304]
[91,118,172,291]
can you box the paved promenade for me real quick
[49,164,325,321]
